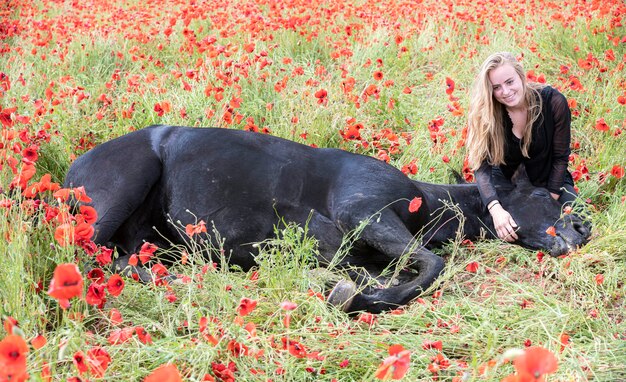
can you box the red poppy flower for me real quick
[22,144,38,162]
[447,100,464,116]
[31,334,47,350]
[237,297,258,316]
[139,242,158,264]
[201,332,220,346]
[73,351,89,374]
[39,173,60,192]
[604,49,615,61]
[79,205,98,224]
[545,226,556,237]
[107,274,125,297]
[136,327,153,345]
[408,197,422,213]
[375,344,411,380]
[536,251,545,263]
[422,340,443,351]
[154,101,172,117]
[243,42,255,53]
[87,268,105,283]
[41,362,51,382]
[0,106,16,128]
[3,317,18,335]
[54,186,92,203]
[96,246,114,266]
[373,71,384,81]
[48,263,84,301]
[281,337,308,358]
[595,274,604,285]
[54,223,75,247]
[357,312,377,326]
[314,89,328,105]
[86,346,111,378]
[445,77,455,95]
[244,322,257,338]
[74,221,95,241]
[364,83,380,96]
[578,54,597,70]
[568,76,584,91]
[109,308,123,325]
[85,283,107,307]
[594,118,610,132]
[0,198,14,209]
[611,165,624,178]
[559,333,570,352]
[466,261,479,273]
[401,161,418,175]
[145,364,182,382]
[0,335,29,382]
[185,220,207,237]
[108,327,134,345]
[23,172,60,198]
[212,362,237,381]
[340,123,363,141]
[152,263,170,277]
[513,346,558,381]
[11,163,36,190]
[227,340,250,357]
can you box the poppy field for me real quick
[1,0,625,380]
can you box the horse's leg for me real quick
[329,210,444,313]
[360,210,444,283]
[300,210,369,310]
[342,273,436,314]
[64,130,163,275]
[292,208,443,313]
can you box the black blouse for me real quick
[475,86,572,207]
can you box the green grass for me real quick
[1,0,625,380]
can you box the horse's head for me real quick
[496,166,591,257]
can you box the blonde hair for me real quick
[467,52,545,170]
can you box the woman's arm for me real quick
[475,161,518,242]
[547,89,572,197]
[475,160,498,207]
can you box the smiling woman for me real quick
[466,52,582,243]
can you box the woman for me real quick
[466,52,578,242]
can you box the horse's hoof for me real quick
[327,279,357,312]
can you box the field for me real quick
[1,0,625,380]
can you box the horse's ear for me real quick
[511,164,532,187]
[449,168,466,184]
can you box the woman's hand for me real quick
[489,203,519,242]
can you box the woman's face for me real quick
[488,64,525,109]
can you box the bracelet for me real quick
[487,201,500,211]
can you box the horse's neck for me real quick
[414,181,497,245]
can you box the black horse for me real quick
[64,125,590,313]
